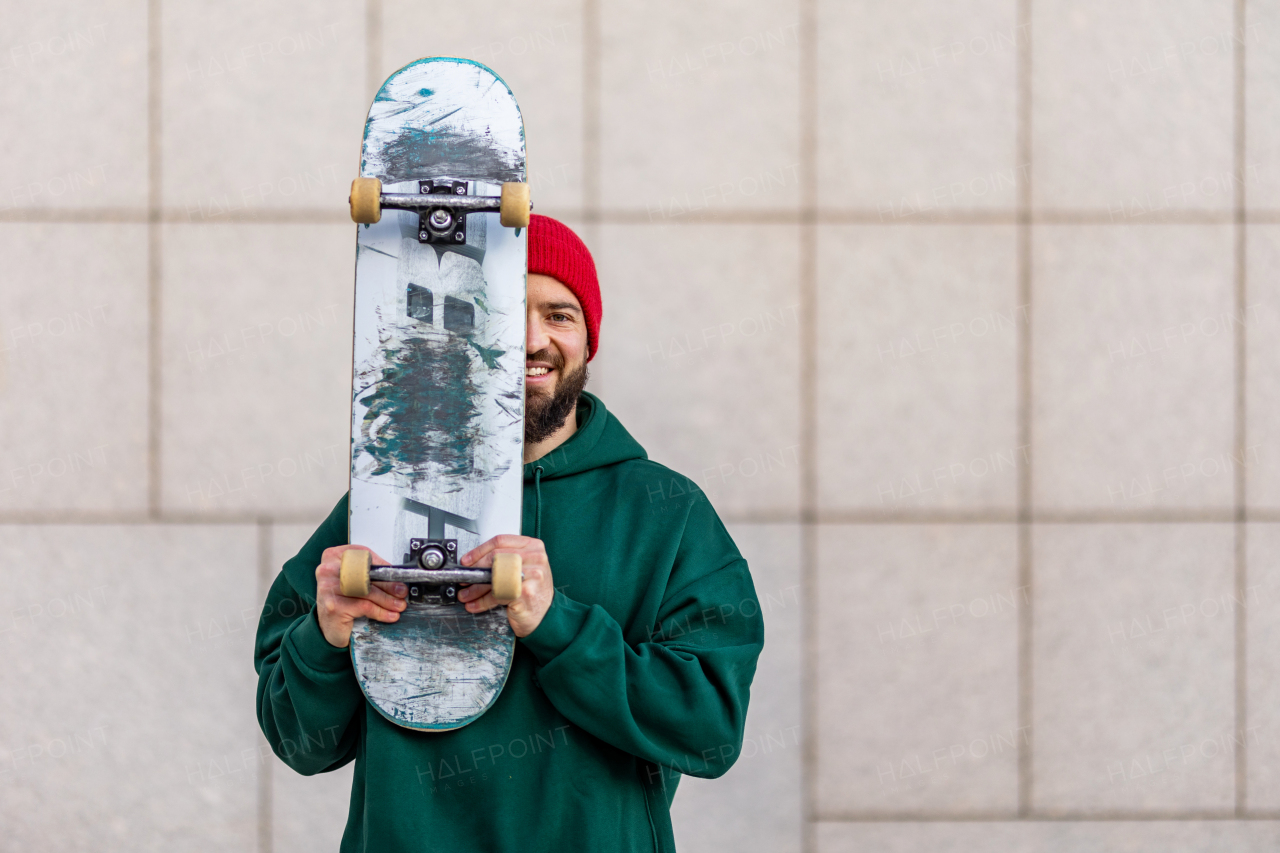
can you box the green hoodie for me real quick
[255,392,764,852]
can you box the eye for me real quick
[549,312,572,323]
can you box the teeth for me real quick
[526,367,550,376]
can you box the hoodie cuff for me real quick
[285,609,354,674]
[520,590,591,666]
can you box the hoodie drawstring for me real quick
[533,465,544,540]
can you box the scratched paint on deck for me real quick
[348,57,526,730]
[355,323,479,481]
[353,247,521,498]
[361,59,524,184]
[352,604,515,731]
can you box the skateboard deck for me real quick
[346,57,527,731]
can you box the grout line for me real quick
[582,0,601,223]
[3,207,1278,227]
[0,209,352,224]
[798,0,818,848]
[366,0,382,97]
[8,207,1280,227]
[1015,210,1237,225]
[0,513,325,526]
[812,812,1279,823]
[1234,0,1249,816]
[813,510,1245,524]
[5,508,1280,527]
[531,209,1247,226]
[0,209,150,223]
[579,0,602,396]
[257,519,274,612]
[256,519,273,853]
[258,747,273,853]
[163,210,354,224]
[1015,0,1034,817]
[146,0,162,520]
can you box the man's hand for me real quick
[314,545,407,648]
[457,535,554,638]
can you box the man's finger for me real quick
[358,598,402,622]
[462,535,532,566]
[328,544,390,566]
[363,585,408,611]
[458,583,491,603]
[464,590,499,614]
[461,538,501,566]
[372,580,408,599]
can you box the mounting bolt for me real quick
[454,231,464,241]
[419,545,447,570]
[455,186,465,194]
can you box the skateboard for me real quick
[342,57,529,731]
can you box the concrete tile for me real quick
[272,757,354,852]
[816,821,1280,853]
[1246,227,1280,508]
[1032,524,1235,813]
[160,224,352,515]
[600,1,801,216]
[816,225,1019,512]
[0,2,148,211]
[817,0,1020,216]
[0,523,261,851]
[1032,225,1235,511]
[382,0,584,215]
[162,1,366,217]
[1245,2,1280,210]
[672,524,802,853]
[1247,524,1280,810]
[815,525,1019,815]
[0,223,148,512]
[266,521,356,847]
[591,224,801,517]
[1033,0,1235,213]
[271,523,322,572]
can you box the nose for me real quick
[526,313,549,354]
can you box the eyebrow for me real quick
[540,302,581,313]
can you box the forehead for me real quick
[527,273,582,312]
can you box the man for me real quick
[255,215,764,852]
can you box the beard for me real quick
[525,348,589,445]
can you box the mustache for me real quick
[526,348,565,370]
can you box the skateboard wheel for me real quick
[499,182,530,228]
[350,177,382,224]
[491,553,522,603]
[339,549,372,597]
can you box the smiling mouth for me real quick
[526,366,552,377]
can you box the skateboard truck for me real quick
[338,546,523,604]
[348,176,531,241]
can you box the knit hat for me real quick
[527,214,602,361]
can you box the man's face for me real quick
[525,273,589,443]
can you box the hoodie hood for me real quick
[522,391,645,481]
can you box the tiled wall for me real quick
[3,1,1280,851]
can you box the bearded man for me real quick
[255,215,764,852]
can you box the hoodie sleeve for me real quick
[519,501,765,779]
[254,495,364,775]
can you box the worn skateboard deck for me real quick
[348,58,526,731]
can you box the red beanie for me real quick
[527,214,602,361]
